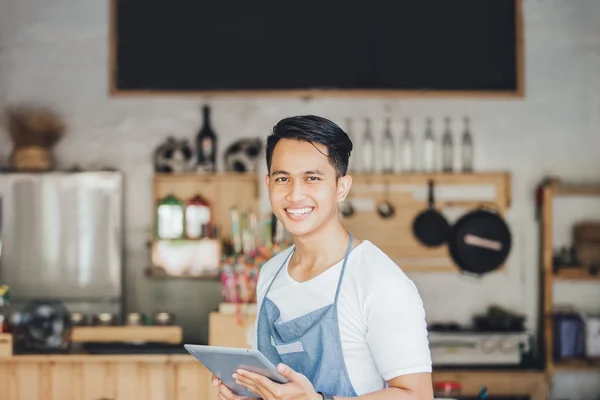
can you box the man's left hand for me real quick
[233,363,321,400]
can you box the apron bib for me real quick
[257,235,358,397]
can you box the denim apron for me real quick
[257,235,357,397]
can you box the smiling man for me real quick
[213,115,433,400]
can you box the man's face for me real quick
[266,138,351,238]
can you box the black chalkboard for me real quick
[112,0,522,95]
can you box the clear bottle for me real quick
[461,117,474,172]
[381,118,394,173]
[400,118,414,173]
[346,118,355,173]
[361,118,375,173]
[441,117,454,173]
[423,117,436,172]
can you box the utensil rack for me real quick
[341,172,511,272]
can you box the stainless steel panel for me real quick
[0,172,123,300]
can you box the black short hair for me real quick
[265,115,353,178]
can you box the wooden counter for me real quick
[0,353,548,400]
[0,353,219,400]
[0,313,549,400]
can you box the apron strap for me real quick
[264,247,295,298]
[334,234,353,305]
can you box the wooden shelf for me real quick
[146,266,220,280]
[350,171,511,208]
[552,184,600,196]
[71,326,183,344]
[152,172,259,244]
[552,359,600,371]
[553,268,600,281]
[154,172,259,181]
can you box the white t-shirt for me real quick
[252,240,432,396]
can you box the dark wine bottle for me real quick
[196,105,217,172]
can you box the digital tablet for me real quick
[184,344,289,398]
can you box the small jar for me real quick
[433,381,461,398]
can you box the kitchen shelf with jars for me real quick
[342,116,511,273]
[539,178,600,374]
[148,103,288,281]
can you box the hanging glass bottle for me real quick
[361,118,375,173]
[441,117,454,173]
[461,117,474,172]
[423,117,436,172]
[400,118,414,173]
[381,118,394,173]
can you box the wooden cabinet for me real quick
[0,355,212,400]
[153,172,259,242]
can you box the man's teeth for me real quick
[287,207,313,216]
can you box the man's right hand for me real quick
[212,374,250,400]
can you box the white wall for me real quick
[1,0,599,397]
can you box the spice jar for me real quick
[433,381,461,398]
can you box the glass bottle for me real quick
[461,117,474,172]
[400,118,414,173]
[361,118,375,173]
[156,194,184,239]
[346,118,355,173]
[196,104,217,173]
[441,117,454,172]
[423,117,436,172]
[0,285,10,333]
[381,118,394,173]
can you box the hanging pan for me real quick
[412,180,449,247]
[447,206,512,275]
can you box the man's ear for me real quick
[337,174,352,202]
[264,174,270,192]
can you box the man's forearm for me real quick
[335,387,418,400]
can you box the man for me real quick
[213,115,433,400]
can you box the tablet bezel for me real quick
[184,344,289,398]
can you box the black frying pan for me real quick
[412,180,449,247]
[448,207,512,275]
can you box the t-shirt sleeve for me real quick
[365,276,432,380]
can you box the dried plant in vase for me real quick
[3,104,66,171]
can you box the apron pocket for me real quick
[271,336,305,355]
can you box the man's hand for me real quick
[233,363,321,400]
[212,375,249,400]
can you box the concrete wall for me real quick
[0,0,599,397]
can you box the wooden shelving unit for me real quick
[342,172,511,272]
[541,181,600,374]
[150,172,260,277]
[149,171,512,275]
[153,172,259,241]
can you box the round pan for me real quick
[448,208,512,275]
[412,180,449,247]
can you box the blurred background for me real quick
[0,1,599,399]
